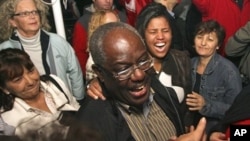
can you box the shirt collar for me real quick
[117,88,155,115]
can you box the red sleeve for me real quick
[192,0,210,17]
[71,22,88,76]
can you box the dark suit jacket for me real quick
[69,75,185,141]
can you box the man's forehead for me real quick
[104,28,140,41]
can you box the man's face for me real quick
[93,0,113,10]
[99,28,152,107]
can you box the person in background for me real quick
[72,0,127,76]
[117,0,152,26]
[85,10,120,82]
[0,48,80,139]
[186,20,242,134]
[225,21,250,87]
[192,0,250,66]
[0,0,85,102]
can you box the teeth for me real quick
[155,43,165,47]
[136,86,144,90]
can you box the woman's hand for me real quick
[186,91,205,111]
[86,78,106,100]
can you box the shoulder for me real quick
[78,5,93,26]
[216,54,238,70]
[170,49,190,57]
[77,98,113,116]
[45,31,68,42]
[0,40,19,49]
[44,31,72,50]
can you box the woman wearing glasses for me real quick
[0,0,85,103]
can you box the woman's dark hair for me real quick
[0,48,35,112]
[135,2,175,41]
[194,20,226,47]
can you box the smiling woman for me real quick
[0,0,85,101]
[186,20,242,134]
[0,48,80,139]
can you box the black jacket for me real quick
[70,75,185,141]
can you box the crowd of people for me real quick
[0,0,250,141]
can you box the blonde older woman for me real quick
[0,0,85,102]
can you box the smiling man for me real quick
[69,22,186,141]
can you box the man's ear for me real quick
[92,64,104,82]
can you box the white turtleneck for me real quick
[17,30,46,75]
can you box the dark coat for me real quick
[70,75,185,141]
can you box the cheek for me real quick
[7,83,24,96]
[145,34,155,45]
[165,33,172,43]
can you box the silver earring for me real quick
[6,91,10,95]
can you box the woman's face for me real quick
[9,0,41,37]
[194,32,219,57]
[144,16,172,59]
[4,67,40,101]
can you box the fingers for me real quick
[86,78,106,100]
[195,117,206,134]
[189,125,195,132]
[209,132,227,141]
[186,93,205,111]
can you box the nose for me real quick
[201,38,206,46]
[29,13,35,18]
[24,75,34,85]
[156,31,164,39]
[106,0,111,3]
[130,68,145,81]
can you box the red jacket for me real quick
[193,0,250,56]
[119,0,152,26]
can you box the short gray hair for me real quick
[89,22,144,66]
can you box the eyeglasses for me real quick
[12,10,40,17]
[99,57,153,81]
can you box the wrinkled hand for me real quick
[186,91,205,111]
[168,117,207,141]
[209,132,228,141]
[86,78,106,100]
